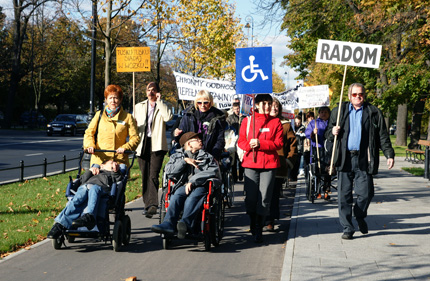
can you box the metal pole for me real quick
[89,0,97,120]
[63,155,66,174]
[43,158,47,177]
[20,160,24,182]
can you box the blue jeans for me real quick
[163,185,207,229]
[55,184,107,229]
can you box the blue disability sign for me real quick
[236,47,272,94]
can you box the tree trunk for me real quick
[408,96,425,148]
[395,103,408,146]
[104,0,113,88]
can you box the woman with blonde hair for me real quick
[173,90,226,160]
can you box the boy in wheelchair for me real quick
[47,159,123,239]
[151,132,219,239]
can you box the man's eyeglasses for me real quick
[197,101,209,105]
[351,93,364,97]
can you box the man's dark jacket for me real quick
[325,101,394,175]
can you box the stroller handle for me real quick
[88,149,136,155]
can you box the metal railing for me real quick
[0,153,83,186]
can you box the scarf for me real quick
[106,106,120,118]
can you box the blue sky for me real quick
[234,0,300,89]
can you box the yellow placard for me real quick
[116,47,150,72]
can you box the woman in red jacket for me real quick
[237,94,284,243]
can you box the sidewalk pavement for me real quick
[281,156,430,280]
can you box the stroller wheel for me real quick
[52,236,64,250]
[162,237,171,250]
[122,215,131,246]
[113,220,123,252]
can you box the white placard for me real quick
[297,85,330,108]
[316,39,382,69]
[174,72,236,109]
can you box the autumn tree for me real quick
[173,0,245,78]
[4,0,60,128]
[258,0,430,146]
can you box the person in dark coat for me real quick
[325,83,395,240]
[173,90,226,161]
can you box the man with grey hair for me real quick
[325,83,395,240]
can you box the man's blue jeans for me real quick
[55,184,107,229]
[163,185,207,229]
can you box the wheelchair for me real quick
[305,141,337,203]
[158,171,224,251]
[51,149,136,252]
[220,151,235,208]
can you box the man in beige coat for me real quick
[135,82,172,218]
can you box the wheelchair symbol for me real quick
[241,55,269,82]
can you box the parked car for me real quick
[47,114,89,136]
[20,111,47,128]
[389,124,396,135]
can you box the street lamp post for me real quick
[245,15,254,47]
[89,0,97,119]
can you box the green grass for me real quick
[379,135,407,157]
[401,167,424,176]
[0,156,169,257]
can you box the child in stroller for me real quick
[47,159,123,239]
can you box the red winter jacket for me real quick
[238,112,284,169]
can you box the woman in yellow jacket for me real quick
[84,85,140,168]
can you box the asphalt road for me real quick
[0,182,295,281]
[0,130,84,184]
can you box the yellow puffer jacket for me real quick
[83,106,140,167]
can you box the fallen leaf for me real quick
[37,210,41,216]
[32,218,39,224]
[43,177,48,181]
[389,243,396,245]
[24,246,31,250]
[8,207,14,212]
[8,202,13,206]
[125,277,137,281]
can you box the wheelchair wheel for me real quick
[112,220,123,252]
[225,172,234,208]
[204,233,211,251]
[122,215,131,246]
[305,166,312,202]
[310,174,320,204]
[211,197,224,247]
[52,236,64,250]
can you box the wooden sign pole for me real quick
[329,65,348,175]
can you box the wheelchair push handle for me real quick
[89,149,137,155]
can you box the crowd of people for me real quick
[48,82,395,242]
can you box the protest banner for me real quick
[297,85,330,109]
[116,47,151,116]
[316,39,382,69]
[116,47,151,72]
[173,72,236,109]
[316,39,382,174]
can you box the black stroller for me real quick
[51,149,136,252]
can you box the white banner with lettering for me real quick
[316,39,382,69]
[297,85,330,108]
[174,71,236,109]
